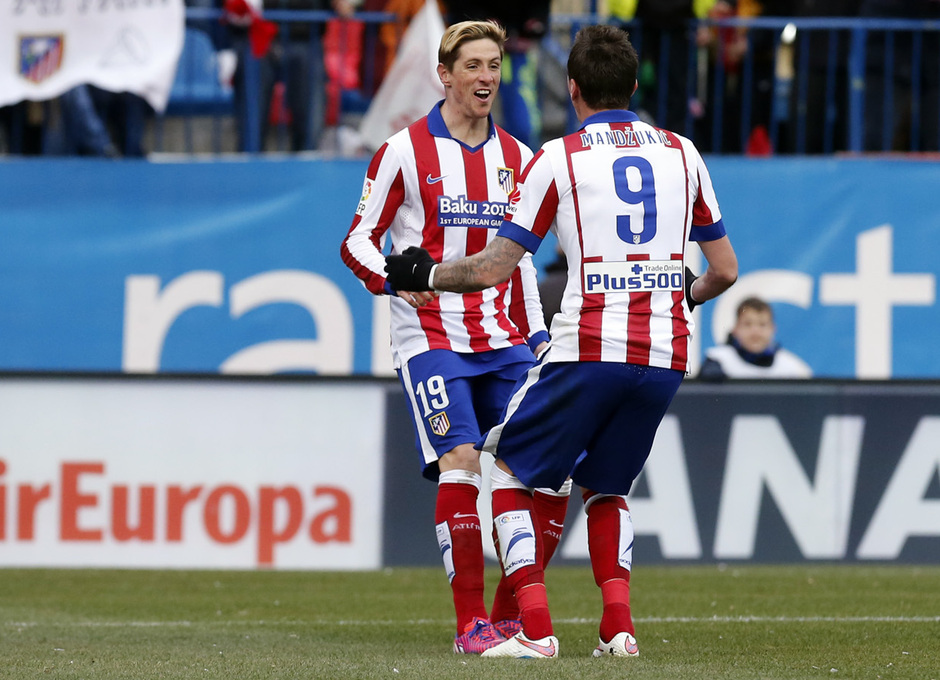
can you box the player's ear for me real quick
[437,63,449,87]
[632,79,638,95]
[567,78,579,101]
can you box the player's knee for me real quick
[438,443,481,474]
[582,490,629,512]
[490,462,532,492]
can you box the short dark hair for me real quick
[567,24,638,110]
[736,297,773,319]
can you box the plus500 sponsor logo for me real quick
[584,260,683,294]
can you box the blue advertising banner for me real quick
[705,157,938,380]
[1,156,937,377]
[3,158,373,375]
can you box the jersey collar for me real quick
[427,100,496,151]
[728,333,779,367]
[579,109,640,129]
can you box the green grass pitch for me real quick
[2,565,938,679]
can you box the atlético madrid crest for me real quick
[428,412,450,436]
[19,35,65,84]
[497,167,515,196]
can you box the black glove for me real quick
[385,246,437,292]
[685,266,700,312]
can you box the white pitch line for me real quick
[5,615,940,629]
[633,616,940,623]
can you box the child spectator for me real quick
[699,296,812,379]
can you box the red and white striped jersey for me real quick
[499,110,727,372]
[341,104,548,368]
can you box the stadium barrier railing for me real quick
[549,14,940,155]
[4,12,937,156]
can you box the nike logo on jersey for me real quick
[426,173,446,184]
[453,512,478,519]
[548,519,564,528]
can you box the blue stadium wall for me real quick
[2,156,938,378]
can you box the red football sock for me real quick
[489,529,518,624]
[490,485,571,621]
[585,493,635,639]
[436,481,487,632]
[534,487,570,566]
[491,487,553,638]
[491,486,541,586]
[491,486,570,623]
[517,583,553,639]
[599,578,633,640]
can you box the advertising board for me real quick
[0,377,386,569]
[1,157,937,378]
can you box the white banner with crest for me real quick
[0,0,185,112]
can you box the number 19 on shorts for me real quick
[415,375,450,416]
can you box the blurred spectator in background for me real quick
[861,0,940,152]
[443,1,550,149]
[610,0,720,136]
[735,0,791,155]
[537,245,566,330]
[186,0,233,49]
[48,85,149,157]
[695,0,772,154]
[0,102,44,155]
[372,0,444,80]
[226,0,361,151]
[776,0,856,154]
[0,85,149,158]
[699,296,812,380]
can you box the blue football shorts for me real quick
[477,361,684,495]
[398,345,536,480]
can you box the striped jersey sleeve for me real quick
[340,142,407,296]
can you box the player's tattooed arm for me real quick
[433,237,527,292]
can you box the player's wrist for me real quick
[384,247,437,292]
[428,264,439,291]
[685,266,701,311]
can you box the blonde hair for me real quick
[438,20,506,71]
